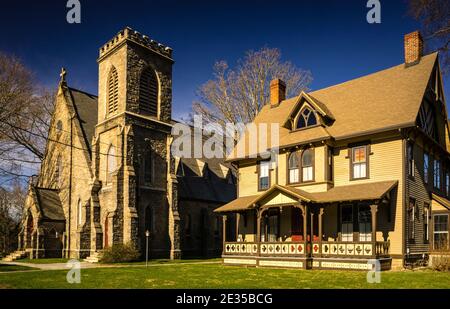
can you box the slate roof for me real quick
[33,187,65,221]
[177,157,236,203]
[68,87,98,150]
[228,53,438,161]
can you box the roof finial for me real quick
[60,67,67,83]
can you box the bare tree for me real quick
[0,183,25,255]
[0,52,54,184]
[192,47,312,129]
[408,0,450,73]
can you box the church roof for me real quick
[227,52,438,161]
[33,187,65,221]
[68,87,98,150]
[177,157,237,203]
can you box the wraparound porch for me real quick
[215,181,397,270]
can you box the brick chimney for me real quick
[404,30,423,66]
[270,79,286,107]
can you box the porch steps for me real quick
[2,250,29,262]
[84,251,103,263]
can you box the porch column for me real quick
[370,204,378,254]
[256,209,262,256]
[310,211,314,242]
[318,208,324,255]
[222,215,227,244]
[236,213,240,241]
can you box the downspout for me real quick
[401,130,407,268]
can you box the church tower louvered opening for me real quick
[139,67,158,116]
[108,66,119,115]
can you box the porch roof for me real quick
[214,180,398,213]
[432,193,450,211]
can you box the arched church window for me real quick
[56,120,63,135]
[296,107,317,129]
[56,156,63,188]
[139,67,158,116]
[142,150,153,185]
[106,145,117,183]
[288,152,300,183]
[107,66,119,115]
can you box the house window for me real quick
[434,159,441,189]
[358,204,372,241]
[107,66,119,115]
[265,210,280,242]
[214,216,220,236]
[424,204,430,243]
[106,145,117,183]
[408,198,416,240]
[341,205,353,242]
[351,146,368,179]
[139,67,158,116]
[407,143,414,177]
[288,152,300,183]
[423,152,429,184]
[185,214,192,236]
[142,151,153,185]
[296,107,317,129]
[433,214,448,250]
[258,161,270,190]
[327,148,333,182]
[77,199,82,227]
[446,171,450,196]
[301,149,314,182]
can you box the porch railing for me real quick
[223,241,390,258]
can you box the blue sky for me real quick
[0,0,448,120]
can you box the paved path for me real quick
[0,260,220,271]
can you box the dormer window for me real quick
[296,107,317,129]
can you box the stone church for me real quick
[16,27,236,260]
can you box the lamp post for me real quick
[145,230,150,267]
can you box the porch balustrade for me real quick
[223,240,390,259]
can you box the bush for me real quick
[100,243,140,263]
[431,249,450,272]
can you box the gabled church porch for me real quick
[216,182,396,270]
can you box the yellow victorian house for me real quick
[215,31,450,271]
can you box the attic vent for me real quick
[108,67,119,115]
[139,67,158,116]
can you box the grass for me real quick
[0,264,39,273]
[15,258,69,264]
[0,263,449,289]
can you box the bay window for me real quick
[301,149,314,182]
[288,152,300,184]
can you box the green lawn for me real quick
[0,263,449,289]
[16,258,69,264]
[0,264,38,273]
